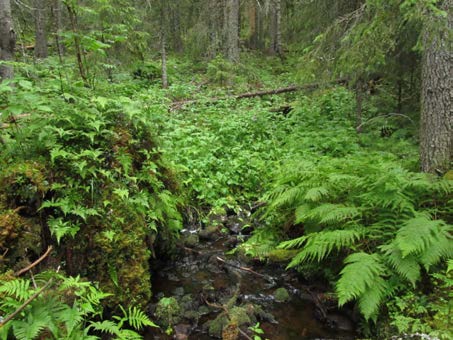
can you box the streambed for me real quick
[146,213,356,340]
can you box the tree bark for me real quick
[225,0,240,62]
[51,0,64,57]
[161,32,168,89]
[0,0,15,80]
[270,0,283,57]
[34,0,48,59]
[420,0,452,174]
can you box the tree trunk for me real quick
[34,0,48,59]
[420,0,452,174]
[160,0,168,89]
[51,0,64,57]
[270,0,283,57]
[225,0,240,62]
[0,0,15,80]
[66,2,88,85]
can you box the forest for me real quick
[0,0,451,339]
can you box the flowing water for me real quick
[146,215,356,340]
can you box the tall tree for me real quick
[225,0,240,62]
[0,0,15,79]
[34,0,48,58]
[420,0,452,174]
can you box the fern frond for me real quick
[0,279,31,301]
[278,235,308,250]
[319,205,361,224]
[420,235,453,270]
[121,306,158,330]
[88,320,121,336]
[380,243,421,286]
[286,229,363,267]
[337,252,387,307]
[357,276,391,321]
[304,186,329,202]
[394,217,449,258]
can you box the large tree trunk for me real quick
[420,0,452,174]
[225,0,240,62]
[0,0,15,80]
[34,0,48,58]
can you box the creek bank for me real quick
[147,210,356,339]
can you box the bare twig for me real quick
[14,246,53,277]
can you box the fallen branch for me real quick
[170,78,348,110]
[0,278,54,328]
[14,246,53,277]
[215,256,266,279]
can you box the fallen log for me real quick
[170,78,348,110]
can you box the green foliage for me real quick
[240,88,452,326]
[0,271,156,340]
[0,70,182,307]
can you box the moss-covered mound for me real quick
[0,92,182,308]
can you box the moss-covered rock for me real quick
[155,296,181,328]
[267,249,300,263]
[274,287,290,302]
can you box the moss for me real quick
[208,314,228,338]
[229,306,251,325]
[267,249,300,263]
[274,287,290,302]
[155,297,181,328]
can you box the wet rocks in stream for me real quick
[149,211,357,339]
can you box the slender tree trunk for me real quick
[66,2,88,85]
[34,0,48,58]
[247,1,257,49]
[161,32,168,89]
[225,0,240,62]
[0,0,15,80]
[420,0,452,174]
[160,0,168,89]
[270,0,283,57]
[51,0,64,57]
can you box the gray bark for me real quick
[225,0,240,62]
[270,0,282,56]
[51,0,64,57]
[420,0,452,174]
[34,0,48,58]
[0,0,15,80]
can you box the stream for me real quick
[146,212,357,340]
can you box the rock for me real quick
[183,234,199,247]
[172,287,185,297]
[274,287,290,302]
[173,323,191,340]
[199,225,220,240]
[155,297,181,328]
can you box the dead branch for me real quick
[0,278,54,328]
[170,79,348,110]
[215,256,266,278]
[14,246,53,277]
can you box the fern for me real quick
[394,216,451,261]
[336,252,387,310]
[0,279,31,301]
[117,306,159,330]
[282,228,363,267]
[380,243,421,286]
